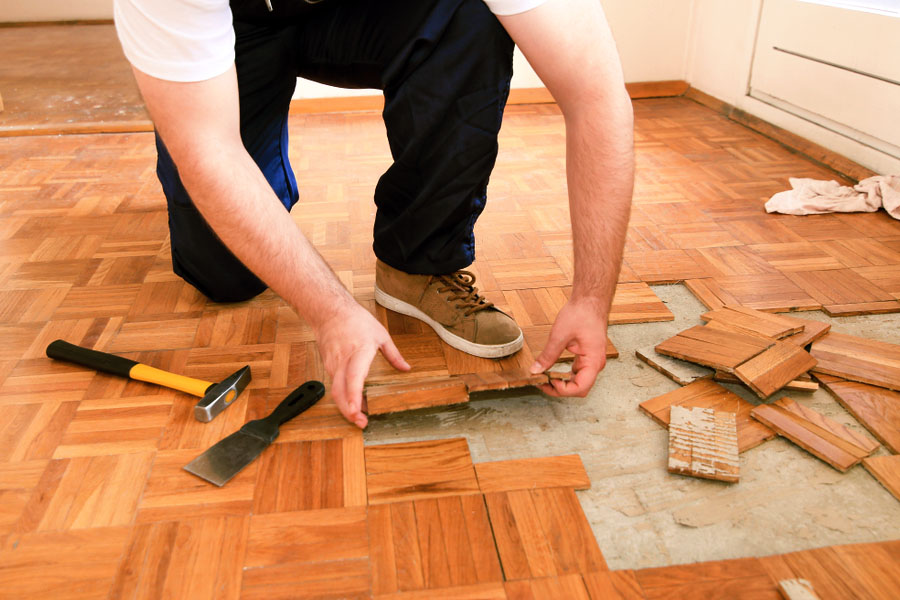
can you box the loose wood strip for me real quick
[862,455,900,502]
[713,370,818,392]
[778,578,822,600]
[639,379,775,453]
[474,454,590,493]
[750,401,874,472]
[365,376,469,415]
[700,305,804,339]
[816,374,900,453]
[667,406,739,483]
[733,341,817,399]
[783,319,831,349]
[636,345,713,386]
[655,325,774,372]
[810,332,900,392]
[774,397,878,455]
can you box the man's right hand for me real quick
[315,304,410,428]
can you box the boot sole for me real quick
[375,285,524,359]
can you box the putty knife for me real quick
[184,380,325,486]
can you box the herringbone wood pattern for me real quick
[2,77,900,596]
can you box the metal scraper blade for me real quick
[183,430,270,487]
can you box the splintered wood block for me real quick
[365,438,480,504]
[655,324,774,372]
[810,332,900,391]
[111,516,248,600]
[733,341,817,399]
[608,282,674,324]
[862,455,900,502]
[484,487,607,581]
[817,374,900,453]
[778,578,822,600]
[714,370,818,393]
[639,379,775,453]
[700,305,805,339]
[504,574,591,600]
[365,376,469,415]
[667,406,739,483]
[750,399,877,472]
[582,570,645,600]
[474,454,590,493]
[783,319,831,349]
[368,496,502,595]
[636,345,713,386]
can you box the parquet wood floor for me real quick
[3,70,900,595]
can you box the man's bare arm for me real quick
[132,66,408,426]
[498,0,634,396]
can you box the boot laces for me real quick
[433,271,493,316]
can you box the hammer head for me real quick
[193,365,252,422]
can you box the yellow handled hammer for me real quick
[46,339,251,422]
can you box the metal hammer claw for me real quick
[46,339,251,422]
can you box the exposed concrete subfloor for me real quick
[364,283,900,570]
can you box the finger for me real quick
[530,328,570,374]
[344,349,374,429]
[380,336,410,372]
[560,360,602,397]
[330,363,354,423]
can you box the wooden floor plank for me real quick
[810,332,900,391]
[732,341,817,399]
[655,325,774,372]
[862,455,900,502]
[817,374,900,453]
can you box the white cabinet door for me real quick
[750,0,900,160]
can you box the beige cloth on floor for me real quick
[765,176,900,220]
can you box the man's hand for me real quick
[316,305,410,428]
[529,297,609,397]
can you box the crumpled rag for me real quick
[765,175,900,221]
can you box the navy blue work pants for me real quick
[156,0,515,302]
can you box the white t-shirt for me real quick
[114,0,547,82]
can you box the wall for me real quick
[1,0,112,21]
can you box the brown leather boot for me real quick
[374,260,523,358]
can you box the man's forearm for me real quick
[565,102,633,311]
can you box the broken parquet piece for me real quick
[783,319,831,349]
[862,455,900,503]
[654,325,774,372]
[608,282,674,324]
[732,341,817,399]
[810,332,900,391]
[484,487,607,581]
[474,454,590,493]
[778,578,822,600]
[750,398,878,472]
[636,345,713,386]
[367,495,503,595]
[639,379,775,452]
[700,305,804,339]
[816,374,900,453]
[365,376,469,415]
[714,370,819,393]
[667,406,739,483]
[364,438,480,504]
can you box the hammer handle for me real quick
[46,340,213,397]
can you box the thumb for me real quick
[530,328,569,374]
[380,337,410,372]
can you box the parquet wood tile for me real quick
[810,332,900,391]
[622,249,710,284]
[111,516,248,600]
[862,455,900,502]
[853,264,900,300]
[745,242,845,272]
[667,406,739,483]
[639,380,775,453]
[474,454,590,493]
[375,583,508,599]
[699,305,804,339]
[635,345,713,385]
[751,398,877,472]
[583,570,645,600]
[654,324,774,372]
[365,376,469,415]
[688,273,822,312]
[816,374,900,454]
[0,526,132,600]
[365,438,480,504]
[608,282,674,324]
[252,438,345,514]
[733,341,817,399]
[783,319,831,349]
[505,574,592,600]
[784,270,900,316]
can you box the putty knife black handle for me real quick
[240,380,325,443]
